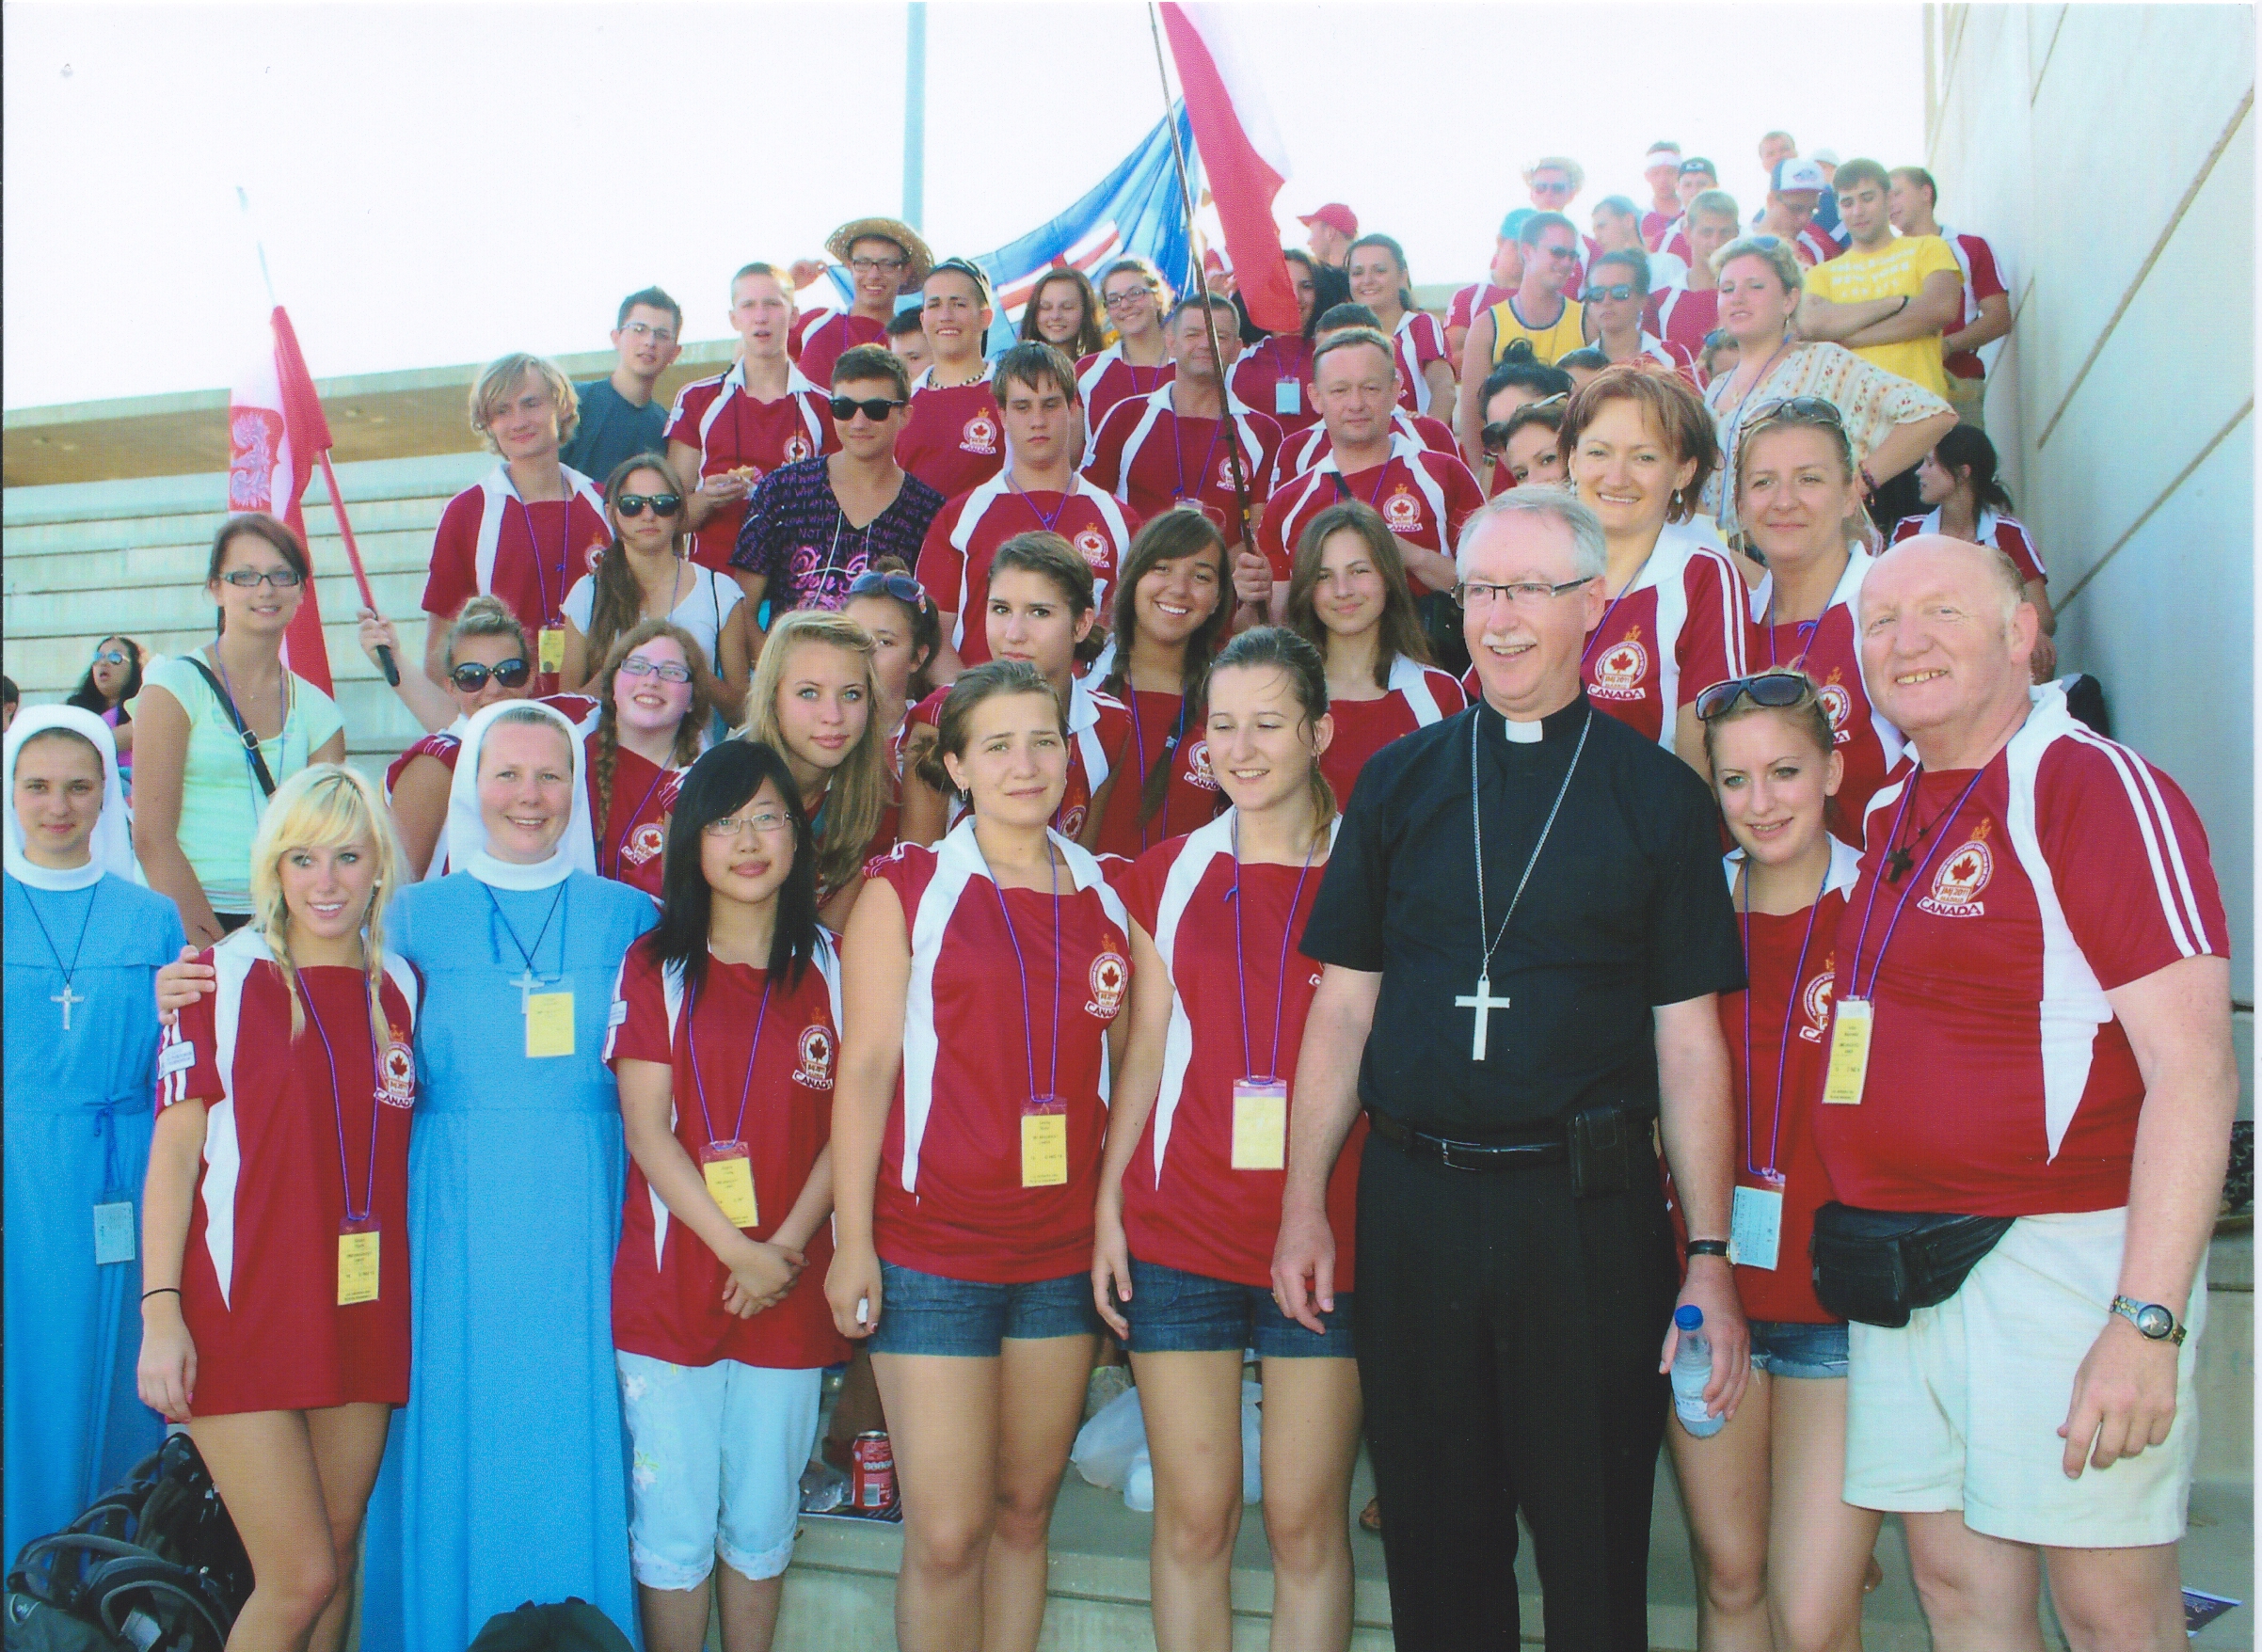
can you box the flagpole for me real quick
[1146,5,1256,564]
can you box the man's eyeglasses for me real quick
[618,656,693,685]
[1530,181,1574,198]
[1583,282,1639,304]
[218,568,303,589]
[1540,245,1581,262]
[1454,576,1594,610]
[90,649,131,666]
[614,492,682,518]
[830,394,908,423]
[849,256,909,277]
[846,569,929,608]
[620,320,677,345]
[451,658,532,692]
[1103,286,1157,310]
[702,809,792,837]
[1695,671,1818,722]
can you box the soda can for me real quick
[850,1431,897,1513]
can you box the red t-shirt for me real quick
[1939,227,2009,380]
[915,474,1142,663]
[604,937,850,1370]
[1890,510,2046,584]
[1090,686,1227,859]
[1263,411,1458,495]
[159,933,421,1414]
[1749,548,1907,834]
[1321,659,1468,804]
[1075,347,1177,435]
[1647,287,1721,367]
[903,677,1128,840]
[1082,388,1281,542]
[1816,691,2228,1215]
[664,365,836,571]
[589,741,686,898]
[1256,437,1485,594]
[867,832,1132,1281]
[422,468,613,695]
[1719,841,1861,1324]
[893,372,1008,500]
[1640,208,1677,251]
[1117,814,1363,1289]
[792,310,889,389]
[1388,310,1452,418]
[1582,521,1751,745]
[1229,336,1316,435]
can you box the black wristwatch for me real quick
[2111,1295,2188,1345]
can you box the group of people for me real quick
[1,124,2234,1652]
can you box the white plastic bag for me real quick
[1071,1387,1146,1491]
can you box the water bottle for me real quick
[1671,1305,1725,1438]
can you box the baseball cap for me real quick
[1811,147,1842,167]
[925,257,993,309]
[1679,156,1718,179]
[1772,157,1829,194]
[1298,202,1359,239]
[1498,207,1536,241]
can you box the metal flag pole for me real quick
[903,3,927,230]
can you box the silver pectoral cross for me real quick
[509,968,543,1015]
[1456,976,1509,1061]
[53,981,86,1031]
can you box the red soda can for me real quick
[850,1431,897,1513]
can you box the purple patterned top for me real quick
[731,454,946,613]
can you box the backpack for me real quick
[467,1599,638,1652]
[5,1434,250,1652]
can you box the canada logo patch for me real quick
[623,822,666,866]
[1086,951,1129,1019]
[1798,966,1833,1043]
[586,539,608,575]
[381,1040,417,1105]
[1920,821,1993,917]
[1381,485,1423,534]
[1591,628,1649,700]
[1184,739,1219,791]
[1818,672,1854,745]
[783,432,814,464]
[796,1025,835,1089]
[1058,802,1088,837]
[960,412,999,455]
[1073,527,1110,568]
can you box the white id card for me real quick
[1274,380,1300,416]
[93,1201,136,1266]
[1728,1183,1783,1272]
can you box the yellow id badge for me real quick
[526,991,575,1058]
[700,1143,759,1230]
[538,626,566,675]
[1822,998,1872,1105]
[1021,1098,1068,1188]
[338,1224,380,1306]
[1231,1077,1288,1171]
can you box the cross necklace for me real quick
[1458,707,1589,1061]
[24,880,100,1031]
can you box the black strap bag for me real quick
[183,656,278,799]
[1809,1202,2015,1328]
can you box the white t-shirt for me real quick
[561,563,743,671]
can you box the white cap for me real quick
[1644,142,1682,165]
[1811,147,1842,167]
[1773,157,1830,194]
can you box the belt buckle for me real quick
[1437,1138,1489,1172]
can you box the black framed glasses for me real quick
[829,395,907,422]
[1103,285,1157,310]
[1695,671,1818,721]
[618,655,693,684]
[849,256,909,276]
[1583,282,1639,303]
[451,658,532,691]
[614,492,682,517]
[846,569,928,608]
[218,568,303,589]
[1744,395,1844,429]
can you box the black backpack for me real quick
[5,1434,251,1652]
[467,1599,637,1652]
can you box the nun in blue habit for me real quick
[360,700,653,1650]
[4,707,181,1561]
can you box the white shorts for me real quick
[1842,1206,2208,1549]
[616,1351,823,1589]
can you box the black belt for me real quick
[1367,1110,1568,1172]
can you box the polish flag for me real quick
[1158,3,1299,333]
[229,307,336,691]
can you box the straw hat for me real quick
[824,218,934,294]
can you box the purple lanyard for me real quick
[1582,550,1657,668]
[606,760,672,882]
[1739,859,1829,1180]
[1228,816,1317,1080]
[1171,405,1228,506]
[1008,474,1070,535]
[978,839,1063,1103]
[1764,599,1824,669]
[1123,691,1178,850]
[686,971,773,1148]
[296,970,384,1226]
[1843,764,1990,1002]
[509,487,571,629]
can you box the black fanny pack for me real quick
[1808,1203,2015,1327]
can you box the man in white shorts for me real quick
[1816,533,2235,1651]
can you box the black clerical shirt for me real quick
[1300,693,1743,1137]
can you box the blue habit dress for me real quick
[360,867,655,1650]
[4,871,183,1561]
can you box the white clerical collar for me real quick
[1500,718,1544,745]
[8,855,104,892]
[467,849,574,891]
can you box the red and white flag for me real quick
[229,307,335,691]
[1157,2,1299,334]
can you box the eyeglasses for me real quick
[614,492,682,517]
[702,809,793,837]
[90,649,130,666]
[849,256,909,276]
[1696,672,1819,722]
[1103,286,1156,310]
[1540,245,1581,262]
[1744,395,1844,430]
[621,320,677,344]
[1583,282,1639,303]
[830,394,907,422]
[1454,576,1594,610]
[846,569,929,607]
[218,568,304,589]
[451,658,532,691]
[617,655,693,684]
[1530,181,1574,198]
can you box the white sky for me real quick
[2,1,1926,410]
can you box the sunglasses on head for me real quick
[846,569,928,607]
[1744,395,1844,429]
[830,394,907,422]
[1695,671,1817,722]
[614,492,682,518]
[451,658,532,691]
[1584,282,1639,303]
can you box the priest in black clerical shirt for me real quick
[1275,487,1748,1651]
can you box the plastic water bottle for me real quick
[1671,1305,1725,1438]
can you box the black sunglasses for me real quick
[1583,282,1640,303]
[451,658,532,691]
[1695,671,1816,722]
[1744,395,1844,429]
[830,394,907,422]
[614,492,682,518]
[846,569,928,608]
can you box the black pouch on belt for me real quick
[1808,1203,2015,1327]
[1567,1104,1643,1198]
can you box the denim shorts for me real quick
[1748,1317,1849,1380]
[1123,1258,1354,1359]
[869,1260,1100,1357]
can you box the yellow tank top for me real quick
[1489,297,1586,367]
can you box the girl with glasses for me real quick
[585,623,713,901]
[1080,257,1178,434]
[66,634,145,794]
[607,739,848,1652]
[134,514,346,944]
[561,456,750,719]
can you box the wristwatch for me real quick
[2110,1295,2188,1345]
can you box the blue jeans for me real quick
[869,1260,1099,1357]
[1123,1258,1354,1358]
[1747,1317,1848,1379]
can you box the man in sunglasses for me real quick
[1453,213,1586,463]
[732,344,944,630]
[791,216,933,389]
[559,288,682,488]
